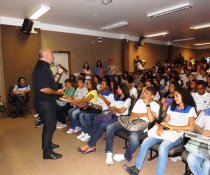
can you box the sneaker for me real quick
[33,113,39,118]
[106,152,113,165]
[36,121,43,128]
[122,165,140,175]
[56,122,61,127]
[80,133,90,142]
[113,154,125,162]
[76,132,86,140]
[56,123,67,129]
[74,126,82,133]
[170,156,181,162]
[66,128,74,134]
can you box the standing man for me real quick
[32,48,64,160]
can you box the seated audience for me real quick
[12,77,30,117]
[66,78,88,133]
[67,79,97,141]
[187,107,210,175]
[123,86,197,175]
[56,79,76,129]
[105,86,160,165]
[124,76,138,99]
[191,80,210,114]
[77,83,131,154]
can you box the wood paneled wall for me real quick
[1,25,41,107]
[172,46,197,61]
[128,41,168,72]
[41,30,122,74]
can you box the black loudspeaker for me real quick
[21,18,33,34]
[137,36,145,46]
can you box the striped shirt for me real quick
[191,92,210,111]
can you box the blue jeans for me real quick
[84,113,97,136]
[135,136,183,175]
[105,121,144,161]
[68,108,81,129]
[87,118,116,148]
[187,153,210,175]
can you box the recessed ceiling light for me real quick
[190,23,210,30]
[101,21,128,30]
[30,4,50,20]
[173,38,194,42]
[147,2,192,18]
[145,32,168,38]
[194,43,210,46]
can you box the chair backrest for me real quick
[154,100,163,123]
[7,85,15,105]
[128,96,137,116]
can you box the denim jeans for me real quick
[105,121,144,161]
[187,153,210,175]
[135,136,183,175]
[68,108,81,129]
[83,113,97,136]
[87,118,116,148]
[35,101,57,155]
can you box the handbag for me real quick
[185,139,210,160]
[95,111,116,122]
[80,103,102,114]
[118,116,148,132]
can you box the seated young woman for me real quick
[123,85,197,175]
[77,83,131,154]
[78,79,114,142]
[67,79,97,140]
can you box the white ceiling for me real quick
[0,0,210,48]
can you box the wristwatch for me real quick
[146,104,150,107]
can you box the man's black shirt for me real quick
[32,60,57,102]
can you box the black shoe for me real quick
[35,120,44,128]
[51,143,60,149]
[123,164,140,175]
[43,151,63,160]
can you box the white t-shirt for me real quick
[110,97,131,116]
[131,99,160,123]
[167,105,197,126]
[130,87,138,99]
[95,90,114,111]
[191,92,210,111]
[74,87,88,99]
[195,108,210,130]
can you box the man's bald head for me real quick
[39,48,54,64]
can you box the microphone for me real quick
[53,62,68,73]
[58,64,68,73]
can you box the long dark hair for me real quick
[170,86,196,111]
[96,59,103,68]
[83,62,89,70]
[115,83,130,101]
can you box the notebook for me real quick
[185,131,210,145]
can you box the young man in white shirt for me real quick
[105,86,160,165]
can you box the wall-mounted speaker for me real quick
[137,36,145,46]
[21,18,33,34]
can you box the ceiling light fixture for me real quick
[30,4,50,20]
[145,32,169,38]
[173,37,194,42]
[194,43,210,46]
[147,2,192,18]
[190,23,210,30]
[102,0,112,5]
[101,21,128,30]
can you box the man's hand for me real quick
[156,127,164,136]
[57,89,64,96]
[57,65,64,75]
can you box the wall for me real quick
[172,46,197,61]
[0,25,6,105]
[41,30,122,74]
[1,25,41,107]
[197,49,210,58]
[128,41,168,72]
